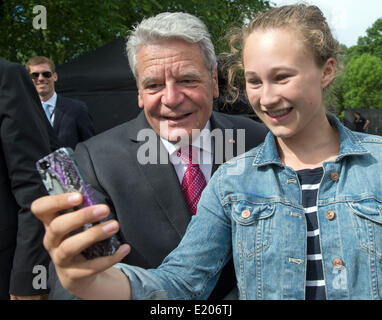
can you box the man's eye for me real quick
[145,83,162,90]
[180,79,197,85]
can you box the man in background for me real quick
[353,111,370,133]
[26,56,95,149]
[0,57,59,300]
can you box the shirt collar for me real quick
[251,114,370,168]
[160,120,213,157]
[42,91,57,107]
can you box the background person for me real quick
[353,111,370,133]
[0,57,59,300]
[26,56,95,149]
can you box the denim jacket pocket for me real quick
[231,200,275,259]
[348,199,382,259]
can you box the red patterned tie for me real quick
[178,146,207,215]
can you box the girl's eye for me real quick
[247,78,261,86]
[275,74,290,82]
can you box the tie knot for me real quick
[177,145,199,166]
[42,102,54,125]
[43,102,53,113]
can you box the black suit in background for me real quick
[49,110,268,299]
[52,95,95,150]
[0,58,59,299]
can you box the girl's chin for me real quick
[269,126,297,140]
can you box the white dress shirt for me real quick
[160,121,213,184]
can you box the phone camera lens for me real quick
[40,160,50,170]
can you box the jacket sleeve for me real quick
[117,166,232,300]
[0,60,58,296]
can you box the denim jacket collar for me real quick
[252,114,370,168]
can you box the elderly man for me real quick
[33,12,267,300]
[26,56,95,149]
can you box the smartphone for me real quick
[36,147,120,259]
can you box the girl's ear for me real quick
[321,57,336,89]
[212,68,219,99]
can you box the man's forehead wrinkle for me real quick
[140,70,202,86]
[139,60,202,84]
[141,57,197,71]
[140,49,187,63]
[136,41,208,86]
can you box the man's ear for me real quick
[138,91,144,109]
[53,72,58,82]
[321,58,336,89]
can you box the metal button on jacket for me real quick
[333,258,344,269]
[241,209,251,219]
[326,210,335,220]
[330,172,339,181]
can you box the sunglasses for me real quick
[30,71,53,79]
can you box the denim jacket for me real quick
[118,116,382,300]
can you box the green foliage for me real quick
[0,0,130,64]
[329,18,382,113]
[0,0,270,65]
[151,0,270,54]
[348,18,382,61]
[341,53,382,109]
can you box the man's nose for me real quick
[161,83,184,108]
[36,74,46,81]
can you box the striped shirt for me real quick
[297,167,326,300]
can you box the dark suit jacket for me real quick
[0,58,59,299]
[48,110,268,299]
[53,95,95,150]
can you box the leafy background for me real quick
[1,0,381,114]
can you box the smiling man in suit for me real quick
[26,56,95,150]
[37,12,268,300]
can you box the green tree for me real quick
[0,0,130,64]
[348,18,382,60]
[0,0,269,65]
[149,0,270,54]
[331,18,382,116]
[341,53,382,110]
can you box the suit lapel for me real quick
[127,112,191,237]
[125,111,239,237]
[52,95,64,132]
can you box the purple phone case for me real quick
[36,147,120,259]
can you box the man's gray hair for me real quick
[126,12,217,79]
